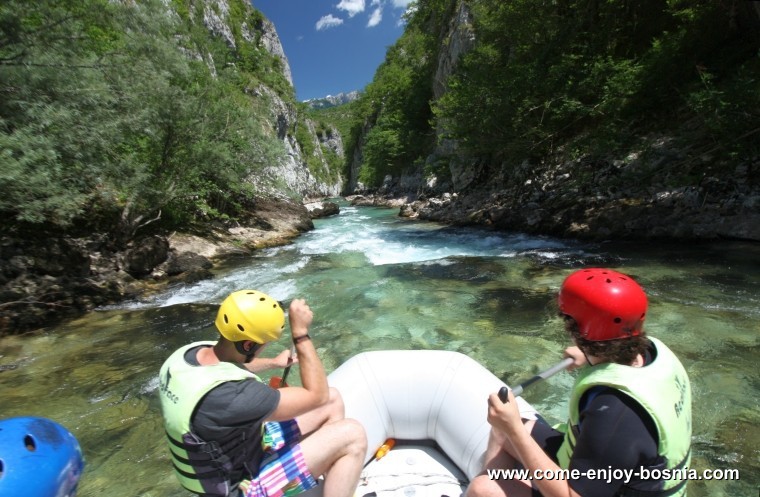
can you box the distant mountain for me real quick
[304,90,360,109]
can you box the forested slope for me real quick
[347,0,760,240]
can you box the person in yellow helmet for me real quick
[467,269,692,497]
[158,290,367,497]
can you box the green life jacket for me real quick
[158,341,263,496]
[557,337,692,497]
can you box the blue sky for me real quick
[253,0,413,101]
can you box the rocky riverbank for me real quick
[0,198,342,336]
[350,141,760,242]
[5,160,758,337]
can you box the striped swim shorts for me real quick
[239,420,318,497]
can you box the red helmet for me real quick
[558,268,648,341]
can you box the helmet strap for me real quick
[583,349,596,367]
[234,340,263,363]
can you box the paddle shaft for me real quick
[499,357,574,402]
[279,344,297,386]
[273,299,294,388]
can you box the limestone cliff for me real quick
[428,0,476,192]
[200,0,342,198]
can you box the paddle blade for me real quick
[268,376,288,388]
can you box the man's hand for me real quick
[272,348,297,369]
[243,349,297,373]
[487,390,523,437]
[265,297,329,420]
[288,299,313,339]
[563,346,587,370]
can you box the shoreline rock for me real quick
[395,188,760,242]
[0,198,313,336]
[415,182,759,242]
[303,200,340,219]
[381,146,760,242]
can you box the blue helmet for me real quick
[0,417,85,497]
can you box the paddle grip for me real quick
[498,385,523,403]
[498,386,509,403]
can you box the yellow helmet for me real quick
[215,290,285,344]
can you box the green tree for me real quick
[0,0,124,225]
[0,0,287,241]
[434,0,760,170]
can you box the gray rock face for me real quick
[203,0,236,48]
[251,86,343,198]
[433,2,474,101]
[194,1,343,199]
[203,0,293,86]
[257,18,293,86]
[319,128,345,158]
[431,1,476,192]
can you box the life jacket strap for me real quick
[619,449,691,497]
[618,479,687,497]
[172,461,227,480]
[166,431,206,453]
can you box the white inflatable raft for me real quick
[302,350,538,497]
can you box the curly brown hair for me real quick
[562,314,651,365]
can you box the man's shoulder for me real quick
[200,377,279,411]
[183,344,209,365]
[193,378,280,433]
[582,387,658,441]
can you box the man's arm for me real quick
[488,390,582,497]
[245,349,296,374]
[265,299,329,421]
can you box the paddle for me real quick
[280,344,297,385]
[269,344,296,388]
[498,357,574,402]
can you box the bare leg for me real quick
[296,387,345,436]
[295,388,367,496]
[298,418,367,497]
[465,420,536,497]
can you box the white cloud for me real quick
[391,0,413,8]
[367,7,383,27]
[316,14,344,31]
[370,0,382,5]
[337,0,365,18]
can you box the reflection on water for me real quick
[1,206,757,497]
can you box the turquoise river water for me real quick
[0,204,758,496]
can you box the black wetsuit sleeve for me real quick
[568,388,660,497]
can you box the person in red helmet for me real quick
[467,268,692,497]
